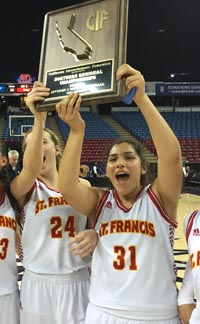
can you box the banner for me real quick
[156,83,200,96]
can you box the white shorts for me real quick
[20,268,90,324]
[0,289,20,324]
[189,308,200,323]
[84,303,182,324]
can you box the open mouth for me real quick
[116,173,129,183]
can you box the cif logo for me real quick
[86,10,108,31]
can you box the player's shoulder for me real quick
[184,210,200,236]
[184,210,200,225]
[79,177,91,187]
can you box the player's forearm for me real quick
[178,303,196,323]
[59,128,84,198]
[23,117,44,175]
[135,94,181,164]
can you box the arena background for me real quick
[0,0,199,291]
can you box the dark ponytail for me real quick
[0,141,22,231]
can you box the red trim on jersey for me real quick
[93,187,145,226]
[114,187,145,212]
[20,181,37,210]
[147,187,177,228]
[21,177,61,210]
[93,190,110,227]
[37,177,60,193]
[0,186,5,205]
[16,234,24,262]
[185,210,199,243]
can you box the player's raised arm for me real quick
[10,81,50,204]
[56,93,100,220]
[116,64,182,221]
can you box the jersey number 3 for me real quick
[0,238,9,260]
[113,245,137,270]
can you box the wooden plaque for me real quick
[37,0,129,111]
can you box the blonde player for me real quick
[0,140,21,324]
[10,82,98,324]
[56,64,183,323]
[178,210,200,323]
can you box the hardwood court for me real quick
[175,193,200,289]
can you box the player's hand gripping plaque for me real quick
[36,0,129,111]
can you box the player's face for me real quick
[26,131,59,176]
[41,132,56,171]
[106,143,146,196]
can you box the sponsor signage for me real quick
[156,83,200,96]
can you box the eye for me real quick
[125,155,135,160]
[108,157,116,163]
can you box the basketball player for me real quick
[0,140,21,324]
[10,82,98,324]
[178,210,200,323]
[56,64,183,323]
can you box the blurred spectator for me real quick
[185,165,196,186]
[92,162,99,178]
[80,164,90,179]
[7,150,21,182]
[90,162,107,187]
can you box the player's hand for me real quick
[116,64,145,102]
[56,92,85,131]
[68,229,98,258]
[26,81,50,120]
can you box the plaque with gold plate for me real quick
[36,0,129,111]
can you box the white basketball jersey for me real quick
[0,187,18,295]
[21,179,91,274]
[89,185,178,320]
[185,210,200,304]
